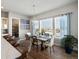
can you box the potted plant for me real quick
[61,35,77,54]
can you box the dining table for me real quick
[37,36,51,50]
[30,35,51,50]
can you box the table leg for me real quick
[41,41,44,51]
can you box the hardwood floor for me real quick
[3,35,77,59]
[24,44,78,59]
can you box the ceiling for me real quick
[1,0,77,16]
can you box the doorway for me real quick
[12,19,19,37]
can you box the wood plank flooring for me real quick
[24,44,78,59]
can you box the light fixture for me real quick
[32,0,36,15]
[4,24,7,29]
[1,6,4,9]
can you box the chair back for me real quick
[32,36,38,42]
[49,36,54,47]
[25,34,30,40]
[28,38,33,53]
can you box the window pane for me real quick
[32,20,40,35]
[40,18,53,37]
[20,20,30,29]
[54,15,67,38]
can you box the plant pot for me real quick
[65,47,73,54]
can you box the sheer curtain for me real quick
[54,13,71,38]
[67,13,71,35]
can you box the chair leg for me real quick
[49,46,54,56]
[26,52,29,58]
[36,45,38,51]
[50,47,51,55]
[52,46,54,53]
[49,47,52,56]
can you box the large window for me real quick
[32,20,40,35]
[32,18,53,37]
[32,14,70,38]
[54,15,68,38]
[40,18,53,36]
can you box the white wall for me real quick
[1,37,21,59]
[8,12,30,39]
[31,2,78,49]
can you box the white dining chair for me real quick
[44,36,55,55]
[26,38,33,58]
